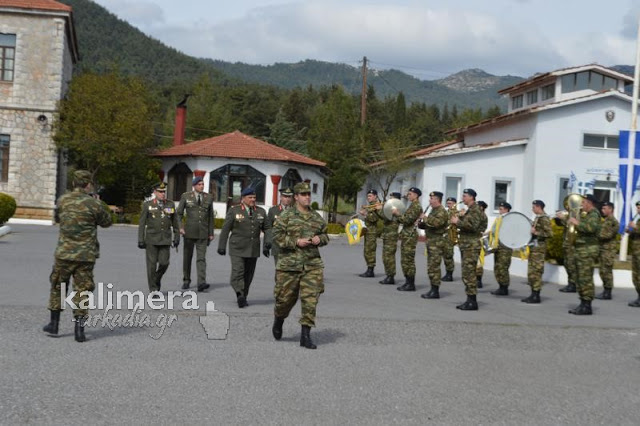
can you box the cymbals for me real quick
[383,198,406,220]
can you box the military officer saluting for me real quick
[418,191,449,299]
[138,182,180,292]
[176,176,215,292]
[265,187,294,264]
[218,187,270,308]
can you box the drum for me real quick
[498,212,533,249]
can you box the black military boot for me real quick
[476,277,483,289]
[595,288,612,300]
[379,275,395,285]
[43,310,61,335]
[420,286,440,299]
[237,295,248,308]
[272,317,284,340]
[74,316,87,343]
[441,271,453,282]
[456,295,478,311]
[491,285,509,296]
[559,283,577,293]
[521,290,541,304]
[359,267,375,278]
[300,325,316,349]
[569,300,592,315]
[397,276,416,291]
[628,296,640,307]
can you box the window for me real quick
[312,183,318,194]
[562,71,619,94]
[558,177,570,210]
[492,180,511,211]
[526,90,538,105]
[511,95,523,109]
[445,176,462,201]
[281,168,301,191]
[0,34,16,82]
[209,164,266,204]
[167,162,192,201]
[0,135,8,182]
[583,134,619,150]
[593,181,616,204]
[541,84,555,100]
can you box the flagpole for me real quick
[619,14,640,261]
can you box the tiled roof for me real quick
[369,139,459,167]
[0,0,72,12]
[154,130,326,167]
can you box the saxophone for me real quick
[448,203,459,245]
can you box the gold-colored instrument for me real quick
[563,193,583,245]
[382,198,406,220]
[447,202,461,244]
[360,202,383,211]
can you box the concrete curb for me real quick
[8,218,53,226]
[0,225,11,237]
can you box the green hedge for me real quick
[327,223,345,234]
[0,193,17,224]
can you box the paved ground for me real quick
[1,224,639,425]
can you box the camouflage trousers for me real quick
[442,238,455,273]
[460,242,481,295]
[400,230,418,277]
[274,268,324,327]
[494,246,512,286]
[381,234,398,277]
[528,243,546,291]
[599,245,616,290]
[563,241,576,286]
[632,239,640,294]
[48,259,96,317]
[363,230,378,267]
[573,243,599,301]
[426,238,445,286]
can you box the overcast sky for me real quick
[92,0,640,80]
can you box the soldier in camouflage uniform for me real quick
[176,176,215,292]
[138,182,180,292]
[568,194,601,315]
[522,200,552,304]
[490,202,514,296]
[451,188,484,310]
[393,187,423,291]
[596,201,619,300]
[43,170,112,342]
[271,182,329,349]
[418,191,449,299]
[379,192,401,285]
[441,197,458,282]
[358,189,380,278]
[264,187,294,265]
[626,201,640,307]
[556,212,578,293]
[218,187,270,308]
[475,201,489,289]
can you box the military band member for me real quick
[217,187,270,308]
[568,194,601,315]
[522,200,552,304]
[359,189,380,278]
[556,211,578,293]
[176,176,215,292]
[393,187,423,291]
[451,188,484,310]
[43,170,112,342]
[442,197,457,282]
[626,201,640,307]
[475,201,489,289]
[596,201,619,300]
[272,182,329,349]
[490,202,514,296]
[418,191,449,299]
[265,187,294,265]
[379,192,401,285]
[138,182,180,292]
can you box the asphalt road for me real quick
[1,224,639,425]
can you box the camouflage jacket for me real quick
[273,206,329,271]
[419,205,448,240]
[456,203,484,246]
[532,215,552,242]
[397,200,422,236]
[599,215,619,250]
[575,209,601,246]
[376,209,398,238]
[363,202,380,236]
[138,198,180,246]
[55,189,112,262]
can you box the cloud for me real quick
[96,0,165,26]
[621,6,640,39]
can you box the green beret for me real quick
[294,182,311,194]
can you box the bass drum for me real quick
[498,212,533,249]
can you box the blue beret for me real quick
[192,176,203,185]
[241,187,256,197]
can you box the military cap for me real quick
[584,194,598,204]
[463,188,477,197]
[241,187,256,197]
[367,189,378,196]
[390,192,402,199]
[636,201,640,207]
[279,187,294,196]
[408,187,422,197]
[477,200,488,209]
[499,201,512,210]
[154,182,167,192]
[446,197,457,203]
[601,201,614,208]
[429,191,443,200]
[73,170,92,185]
[192,176,204,185]
[294,182,311,194]
[532,199,545,208]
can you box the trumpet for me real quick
[360,202,383,211]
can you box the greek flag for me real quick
[568,171,577,190]
[618,130,640,234]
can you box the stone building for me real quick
[0,0,78,220]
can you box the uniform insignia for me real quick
[149,206,158,211]
[236,213,244,221]
[164,207,174,214]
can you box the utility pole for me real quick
[360,56,367,125]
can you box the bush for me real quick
[327,223,345,234]
[0,193,17,224]
[311,201,319,210]
[215,218,224,229]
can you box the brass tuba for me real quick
[563,193,583,245]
